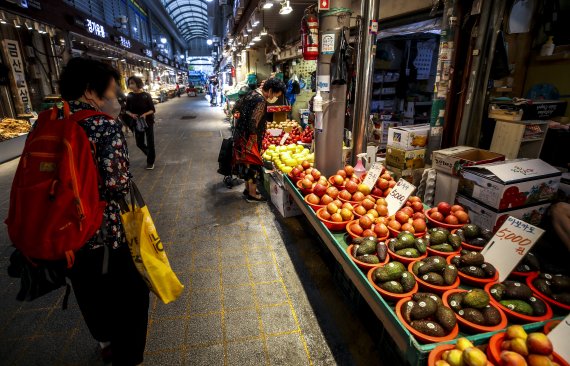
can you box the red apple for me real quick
[381,173,391,181]
[359,215,373,230]
[411,201,424,213]
[313,183,327,197]
[320,210,331,220]
[339,190,352,201]
[401,206,414,217]
[412,218,426,232]
[412,212,426,220]
[374,223,388,237]
[450,204,465,212]
[362,229,377,238]
[377,179,389,190]
[336,170,347,178]
[354,205,367,216]
[320,194,333,205]
[311,169,321,180]
[332,199,343,208]
[333,175,344,186]
[352,192,365,202]
[344,165,355,177]
[388,180,396,188]
[401,223,415,234]
[301,160,311,170]
[326,186,339,199]
[454,210,469,223]
[408,196,421,202]
[291,167,301,177]
[376,205,388,217]
[371,187,383,197]
[444,214,459,225]
[430,211,444,222]
[307,193,320,205]
[351,224,364,236]
[388,220,401,231]
[361,199,375,211]
[327,203,339,215]
[345,180,358,194]
[301,179,313,189]
[395,211,410,224]
[305,175,314,182]
[437,202,452,216]
[349,176,360,183]
[331,213,343,222]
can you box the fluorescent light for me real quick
[24,20,32,30]
[262,1,273,9]
[207,39,213,45]
[14,20,21,28]
[279,1,292,15]
[253,35,261,42]
[0,11,6,24]
[260,27,268,36]
[160,37,167,44]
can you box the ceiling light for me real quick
[24,20,32,30]
[252,13,259,26]
[13,19,21,28]
[0,11,6,24]
[179,55,184,59]
[207,39,213,45]
[260,27,268,36]
[160,37,167,44]
[262,1,273,9]
[279,1,292,15]
[253,34,261,42]
[246,21,253,32]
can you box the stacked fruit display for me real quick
[262,144,313,173]
[411,256,459,289]
[354,196,387,218]
[446,289,505,329]
[449,251,498,285]
[263,124,303,148]
[387,197,428,236]
[371,171,397,198]
[369,261,417,299]
[297,170,328,195]
[425,228,462,254]
[492,326,563,366]
[433,337,490,366]
[455,224,493,251]
[398,292,458,341]
[514,253,541,274]
[488,281,550,319]
[427,202,470,227]
[530,273,570,306]
[329,165,362,189]
[266,120,299,130]
[300,126,314,143]
[317,201,355,230]
[348,214,389,239]
[305,185,343,209]
[386,232,428,261]
[349,237,388,266]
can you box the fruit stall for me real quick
[271,160,570,366]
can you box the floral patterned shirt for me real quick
[63,101,131,250]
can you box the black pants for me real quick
[135,124,156,165]
[68,245,150,366]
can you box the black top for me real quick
[126,92,155,124]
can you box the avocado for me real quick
[450,255,461,267]
[460,249,472,256]
[414,238,428,254]
[352,237,365,245]
[430,244,455,252]
[387,238,398,252]
[482,305,502,326]
[460,252,485,266]
[447,234,462,250]
[525,252,540,271]
[459,308,485,325]
[443,265,458,285]
[380,280,404,293]
[428,227,440,236]
[528,296,547,316]
[459,266,486,278]
[455,229,466,242]
[481,262,497,278]
[401,300,415,323]
[412,292,443,306]
[411,296,438,320]
[396,234,416,250]
[532,278,552,296]
[397,231,415,241]
[448,292,465,312]
[516,263,532,272]
[552,293,570,305]
[374,262,404,282]
[504,282,533,300]
[463,224,480,238]
[421,272,445,286]
[356,254,380,264]
[436,306,457,332]
[395,248,420,258]
[389,261,406,273]
[468,237,488,247]
[376,242,388,262]
[500,300,533,315]
[412,261,425,275]
[352,245,360,257]
[490,283,507,301]
[410,320,446,337]
[418,257,446,276]
[429,230,448,245]
[422,256,446,269]
[480,228,493,241]
[539,273,554,280]
[462,289,490,309]
[356,239,376,255]
[400,271,416,292]
[551,275,570,292]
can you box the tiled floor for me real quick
[0,97,383,365]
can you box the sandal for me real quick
[245,194,267,203]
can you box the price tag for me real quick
[386,179,416,216]
[362,162,383,189]
[548,314,570,362]
[280,133,289,145]
[481,216,544,282]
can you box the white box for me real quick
[386,124,430,150]
[269,174,301,218]
[434,172,460,205]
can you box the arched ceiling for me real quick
[161,0,210,42]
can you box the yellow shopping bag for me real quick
[120,182,184,304]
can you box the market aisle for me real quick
[0,96,384,366]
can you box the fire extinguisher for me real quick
[301,13,318,61]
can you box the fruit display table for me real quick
[283,175,563,366]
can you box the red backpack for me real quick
[5,103,107,268]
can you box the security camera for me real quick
[116,16,128,24]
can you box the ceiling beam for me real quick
[232,0,261,36]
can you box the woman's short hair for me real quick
[262,78,286,94]
[127,76,144,89]
[59,58,119,101]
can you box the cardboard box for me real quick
[456,194,551,232]
[389,167,425,186]
[386,124,430,150]
[432,146,505,176]
[269,173,301,218]
[434,172,460,205]
[458,159,561,210]
[386,147,426,170]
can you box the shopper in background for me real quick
[175,82,181,97]
[233,78,286,202]
[126,76,156,170]
[58,58,149,366]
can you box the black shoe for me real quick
[245,194,267,203]
[145,164,155,170]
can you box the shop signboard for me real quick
[2,40,31,113]
[386,179,416,216]
[321,33,335,55]
[84,19,106,39]
[142,48,153,58]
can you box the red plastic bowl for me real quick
[442,289,508,333]
[484,282,554,323]
[544,320,561,335]
[287,172,301,184]
[426,246,460,257]
[487,332,569,366]
[526,272,570,311]
[303,195,326,212]
[386,248,427,266]
[425,208,464,230]
[446,255,498,287]
[510,270,538,279]
[428,344,455,366]
[316,208,352,231]
[409,260,460,294]
[347,245,389,271]
[388,226,427,239]
[395,297,459,343]
[346,219,389,241]
[338,196,364,206]
[367,265,418,301]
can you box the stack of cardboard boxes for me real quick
[385,124,430,185]
[456,159,561,231]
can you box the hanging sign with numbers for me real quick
[481,216,544,282]
[386,179,416,216]
[362,163,383,190]
[548,313,570,362]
